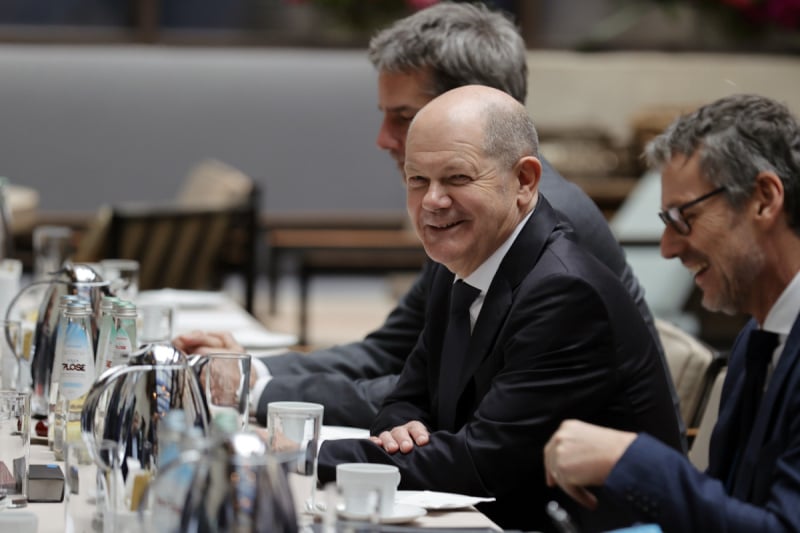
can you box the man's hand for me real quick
[173,330,245,355]
[369,421,430,454]
[252,427,300,453]
[543,419,637,510]
[173,331,256,392]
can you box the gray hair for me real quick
[646,93,800,234]
[367,2,528,104]
[483,101,539,170]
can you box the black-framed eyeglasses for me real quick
[658,186,726,235]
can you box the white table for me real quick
[137,289,298,351]
[15,437,500,532]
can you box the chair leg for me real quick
[299,260,310,347]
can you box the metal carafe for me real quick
[80,343,210,472]
[146,431,299,533]
[7,261,111,417]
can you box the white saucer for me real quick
[339,503,427,525]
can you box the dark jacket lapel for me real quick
[440,196,565,427]
[734,312,800,500]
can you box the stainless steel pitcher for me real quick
[146,431,299,533]
[9,262,111,417]
[80,343,210,472]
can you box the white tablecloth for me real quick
[14,431,500,532]
[137,289,298,350]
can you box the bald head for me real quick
[408,85,539,173]
[403,85,542,277]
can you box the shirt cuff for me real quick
[249,358,272,413]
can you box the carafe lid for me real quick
[128,343,186,366]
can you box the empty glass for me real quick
[200,352,252,431]
[137,304,174,344]
[267,401,323,510]
[100,259,140,302]
[64,439,124,533]
[33,225,73,280]
[0,320,21,391]
[0,390,30,508]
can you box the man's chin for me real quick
[700,294,737,316]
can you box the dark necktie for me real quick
[437,280,481,431]
[739,330,780,441]
[728,328,780,492]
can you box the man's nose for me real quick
[376,118,400,151]
[660,226,683,259]
[423,182,452,210]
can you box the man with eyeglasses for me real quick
[658,186,725,235]
[543,93,800,532]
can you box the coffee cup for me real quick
[336,463,400,517]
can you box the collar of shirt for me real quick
[457,208,534,331]
[762,269,800,370]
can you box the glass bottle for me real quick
[110,300,137,367]
[152,409,193,533]
[94,295,119,377]
[49,295,85,453]
[57,301,96,464]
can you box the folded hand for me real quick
[369,420,430,454]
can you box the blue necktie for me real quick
[727,328,779,493]
[437,280,480,432]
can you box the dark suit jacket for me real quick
[605,314,800,532]
[316,197,682,532]
[258,159,680,435]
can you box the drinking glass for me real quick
[33,225,73,281]
[0,320,21,391]
[100,259,140,302]
[267,401,323,509]
[0,390,29,508]
[202,352,252,431]
[0,258,22,320]
[65,439,123,533]
[137,304,174,344]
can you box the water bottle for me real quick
[110,300,137,367]
[152,409,193,533]
[94,295,119,377]
[49,295,86,455]
[57,301,96,464]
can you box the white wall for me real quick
[526,50,800,144]
[1,45,798,216]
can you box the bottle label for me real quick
[60,322,95,400]
[112,328,133,365]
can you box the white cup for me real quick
[336,463,400,517]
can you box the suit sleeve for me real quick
[319,274,637,499]
[605,432,800,532]
[254,262,433,427]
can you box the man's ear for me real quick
[753,171,784,225]
[515,156,541,203]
